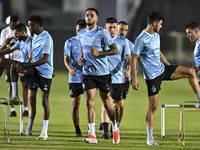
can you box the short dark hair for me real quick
[10,15,19,23]
[85,8,99,17]
[118,21,128,26]
[13,23,27,33]
[185,22,199,30]
[106,17,117,24]
[77,19,87,28]
[28,15,43,27]
[147,11,164,24]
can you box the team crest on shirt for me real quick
[151,85,156,93]
[117,45,121,50]
[91,37,95,41]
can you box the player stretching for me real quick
[64,19,86,137]
[18,15,54,140]
[132,11,200,145]
[99,17,131,139]
[0,23,33,105]
[78,8,120,144]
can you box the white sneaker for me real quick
[146,139,159,145]
[37,133,48,140]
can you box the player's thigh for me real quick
[171,65,195,80]
[0,58,16,69]
[84,88,97,104]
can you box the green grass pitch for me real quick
[0,70,199,149]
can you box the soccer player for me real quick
[132,11,200,145]
[116,21,134,130]
[78,8,120,144]
[64,19,86,137]
[0,23,32,110]
[99,18,131,139]
[18,15,53,140]
[185,22,200,78]
[0,15,30,117]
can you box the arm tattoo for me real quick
[99,43,118,56]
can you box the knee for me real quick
[188,67,196,77]
[149,103,158,112]
[86,99,95,108]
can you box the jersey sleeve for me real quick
[132,37,144,55]
[0,30,6,46]
[64,39,71,56]
[42,37,53,54]
[12,40,20,50]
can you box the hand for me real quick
[190,65,199,73]
[69,68,76,77]
[18,73,25,77]
[124,70,130,78]
[132,78,139,91]
[4,38,11,46]
[16,64,27,73]
[78,58,84,66]
[90,47,100,56]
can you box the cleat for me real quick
[26,129,32,136]
[23,110,29,117]
[9,97,20,105]
[37,133,48,140]
[76,133,83,137]
[113,128,120,144]
[146,139,159,145]
[10,111,17,117]
[102,132,109,139]
[83,134,97,144]
[98,122,103,131]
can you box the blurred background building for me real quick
[0,0,199,72]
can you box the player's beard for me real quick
[87,21,95,26]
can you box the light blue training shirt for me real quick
[32,31,54,79]
[78,26,114,76]
[133,30,165,80]
[194,38,200,82]
[12,36,32,62]
[108,35,130,84]
[64,36,82,83]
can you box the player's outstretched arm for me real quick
[160,51,170,65]
[131,54,139,91]
[90,43,118,56]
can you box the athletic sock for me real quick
[147,127,154,140]
[75,125,81,134]
[11,82,18,97]
[88,123,96,137]
[117,122,121,128]
[11,108,15,112]
[41,120,49,135]
[195,91,200,101]
[27,119,34,131]
[102,122,108,132]
[24,107,28,111]
[111,120,118,132]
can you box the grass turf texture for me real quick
[0,70,199,149]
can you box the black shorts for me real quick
[145,65,178,97]
[122,81,130,99]
[26,68,52,94]
[69,83,83,98]
[82,74,111,93]
[110,83,125,101]
[5,69,26,82]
